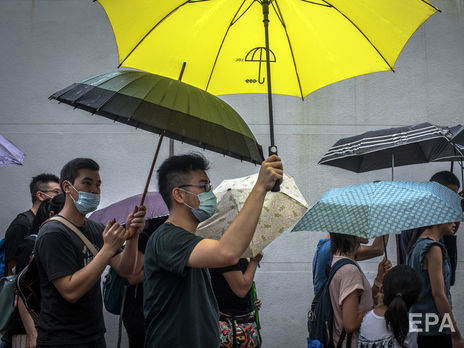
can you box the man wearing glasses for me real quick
[4,173,60,276]
[143,153,283,347]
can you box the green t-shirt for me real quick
[143,223,219,347]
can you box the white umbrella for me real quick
[197,173,308,257]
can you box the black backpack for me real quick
[308,258,360,348]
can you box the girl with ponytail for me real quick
[358,265,422,348]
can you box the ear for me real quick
[35,190,44,202]
[171,187,185,205]
[62,180,72,195]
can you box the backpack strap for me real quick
[327,258,360,348]
[48,216,98,256]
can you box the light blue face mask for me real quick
[182,189,217,222]
[69,183,100,215]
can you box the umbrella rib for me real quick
[272,0,304,100]
[300,0,332,7]
[420,0,441,12]
[71,71,135,105]
[86,73,148,114]
[205,0,250,91]
[118,1,193,68]
[231,0,256,25]
[112,74,164,120]
[321,0,394,71]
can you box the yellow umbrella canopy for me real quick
[98,0,438,99]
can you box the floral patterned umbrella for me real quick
[196,173,308,257]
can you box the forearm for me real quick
[127,269,144,285]
[113,236,139,276]
[433,294,461,338]
[54,247,113,303]
[218,186,267,258]
[356,236,387,261]
[242,261,260,290]
[17,297,37,336]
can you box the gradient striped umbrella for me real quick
[50,70,264,165]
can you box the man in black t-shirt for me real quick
[4,173,60,276]
[34,158,146,347]
[144,153,283,347]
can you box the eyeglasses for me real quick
[41,189,61,195]
[178,183,213,192]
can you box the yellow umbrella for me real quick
[97,0,438,177]
[98,0,437,98]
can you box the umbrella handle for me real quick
[269,145,280,192]
[383,235,388,260]
[127,131,165,239]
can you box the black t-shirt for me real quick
[34,217,106,346]
[143,223,219,347]
[210,258,254,316]
[5,210,34,271]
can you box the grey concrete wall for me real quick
[1,0,463,347]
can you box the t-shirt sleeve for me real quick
[5,218,29,261]
[36,230,81,282]
[151,226,203,276]
[333,264,364,307]
[214,258,247,274]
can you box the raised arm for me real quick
[356,236,388,261]
[110,206,146,276]
[187,156,282,268]
[52,221,127,303]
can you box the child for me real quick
[358,265,422,348]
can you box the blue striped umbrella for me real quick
[292,181,464,238]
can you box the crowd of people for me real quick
[1,153,463,348]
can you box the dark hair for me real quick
[29,173,59,203]
[430,171,460,189]
[405,226,427,255]
[28,194,65,236]
[49,193,65,215]
[384,265,422,348]
[406,172,460,253]
[60,158,99,191]
[329,233,358,256]
[157,153,209,209]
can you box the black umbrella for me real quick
[319,122,462,180]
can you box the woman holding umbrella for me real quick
[407,222,464,348]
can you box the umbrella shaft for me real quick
[262,0,275,148]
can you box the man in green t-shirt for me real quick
[144,153,283,347]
